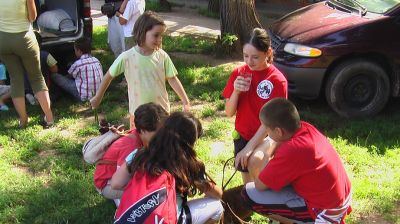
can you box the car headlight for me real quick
[283,43,322,57]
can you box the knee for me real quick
[248,150,266,170]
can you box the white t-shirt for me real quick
[121,0,145,38]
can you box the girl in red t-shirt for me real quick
[222,28,288,183]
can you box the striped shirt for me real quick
[68,54,103,101]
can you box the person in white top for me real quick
[115,0,145,50]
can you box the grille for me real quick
[268,29,282,51]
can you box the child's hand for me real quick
[183,103,191,112]
[235,145,254,171]
[90,96,100,109]
[234,76,251,92]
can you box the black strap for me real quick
[177,195,191,224]
[222,157,238,191]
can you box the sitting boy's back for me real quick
[68,38,103,101]
[52,37,103,101]
[243,98,352,223]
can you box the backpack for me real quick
[82,125,125,164]
[114,170,179,224]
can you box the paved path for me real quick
[90,0,220,38]
[90,0,300,39]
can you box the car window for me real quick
[332,0,400,14]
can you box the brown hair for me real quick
[134,103,168,134]
[74,37,91,54]
[259,98,300,133]
[245,28,273,63]
[129,112,211,197]
[133,11,166,47]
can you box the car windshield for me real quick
[331,0,400,14]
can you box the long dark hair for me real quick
[129,112,210,196]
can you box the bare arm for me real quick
[26,0,37,22]
[110,162,131,190]
[119,0,129,13]
[167,76,191,111]
[203,182,223,199]
[90,71,114,109]
[116,0,129,24]
[225,91,240,117]
[225,76,250,117]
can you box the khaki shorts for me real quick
[0,85,10,96]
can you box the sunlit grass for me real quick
[0,26,399,224]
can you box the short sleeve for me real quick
[164,52,178,78]
[109,53,126,78]
[47,53,58,67]
[222,68,239,99]
[271,67,288,99]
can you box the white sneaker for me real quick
[25,94,37,105]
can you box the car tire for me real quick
[325,59,390,118]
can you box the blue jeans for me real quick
[50,73,81,101]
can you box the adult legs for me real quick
[0,51,29,126]
[19,31,54,123]
[0,30,54,125]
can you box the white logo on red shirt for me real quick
[257,80,274,99]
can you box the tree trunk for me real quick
[220,0,261,44]
[208,0,220,13]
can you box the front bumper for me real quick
[274,62,327,99]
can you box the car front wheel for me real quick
[325,59,390,118]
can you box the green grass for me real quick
[93,26,216,55]
[0,26,399,223]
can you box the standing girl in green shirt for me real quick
[91,11,190,128]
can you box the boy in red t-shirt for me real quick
[222,28,287,183]
[242,98,352,223]
[93,102,168,200]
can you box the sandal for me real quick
[40,116,54,129]
[19,118,29,129]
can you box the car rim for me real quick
[343,74,377,108]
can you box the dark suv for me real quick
[36,0,93,70]
[269,0,400,117]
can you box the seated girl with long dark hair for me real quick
[115,112,224,224]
